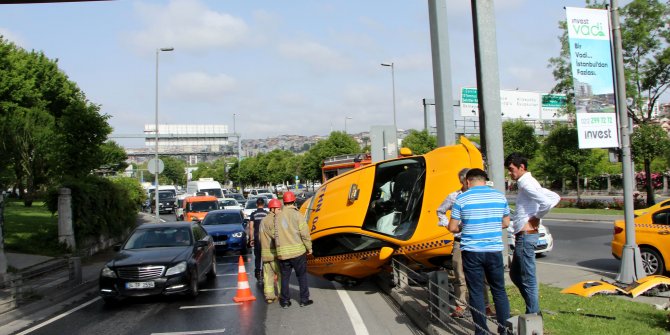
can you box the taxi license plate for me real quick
[126,281,155,289]
[214,241,227,246]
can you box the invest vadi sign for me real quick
[566,7,619,149]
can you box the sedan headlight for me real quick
[232,232,244,238]
[166,261,187,276]
[101,266,117,278]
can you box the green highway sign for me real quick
[461,88,478,104]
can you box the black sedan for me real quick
[99,222,216,304]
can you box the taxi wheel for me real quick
[640,247,664,276]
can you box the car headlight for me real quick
[166,261,187,276]
[232,232,244,238]
[101,266,117,278]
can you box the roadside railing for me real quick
[390,258,542,335]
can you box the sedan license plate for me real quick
[214,241,227,246]
[537,240,547,247]
[126,281,155,289]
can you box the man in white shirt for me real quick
[505,153,560,315]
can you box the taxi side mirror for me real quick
[379,246,394,261]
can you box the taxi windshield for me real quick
[362,158,426,240]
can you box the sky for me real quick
[0,0,627,148]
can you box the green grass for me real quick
[3,200,69,257]
[507,284,669,334]
[551,207,624,216]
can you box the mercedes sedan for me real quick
[99,222,216,304]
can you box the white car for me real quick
[219,198,243,210]
[257,192,277,200]
[507,223,553,256]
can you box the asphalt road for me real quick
[540,218,620,274]
[15,236,421,335]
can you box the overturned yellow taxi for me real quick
[302,137,483,284]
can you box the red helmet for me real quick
[282,191,296,203]
[268,199,282,209]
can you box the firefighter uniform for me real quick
[259,211,281,302]
[276,204,313,307]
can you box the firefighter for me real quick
[275,191,313,308]
[259,198,282,303]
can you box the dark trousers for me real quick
[279,253,310,304]
[253,234,261,273]
[462,250,511,335]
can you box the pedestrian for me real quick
[248,198,268,282]
[259,199,282,303]
[505,152,560,315]
[448,168,511,335]
[437,168,493,318]
[275,191,313,308]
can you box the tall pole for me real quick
[345,116,352,134]
[381,62,397,132]
[612,0,645,283]
[155,47,173,223]
[234,113,241,192]
[428,0,456,146]
[471,0,508,265]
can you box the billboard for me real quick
[566,7,619,148]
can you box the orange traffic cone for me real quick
[233,255,256,302]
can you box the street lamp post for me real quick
[381,62,397,131]
[234,113,241,192]
[344,116,352,134]
[154,47,174,223]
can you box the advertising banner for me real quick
[566,7,619,148]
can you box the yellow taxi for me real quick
[302,137,483,284]
[612,205,670,275]
[634,198,670,217]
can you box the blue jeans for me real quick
[510,233,540,314]
[462,251,510,335]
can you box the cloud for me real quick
[166,71,237,102]
[128,0,248,53]
[277,40,350,70]
[0,28,25,47]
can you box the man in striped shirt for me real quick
[448,168,511,335]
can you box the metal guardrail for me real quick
[391,258,509,335]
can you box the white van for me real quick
[187,178,224,201]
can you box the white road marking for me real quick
[151,329,226,335]
[180,303,242,309]
[199,287,237,291]
[536,261,617,275]
[334,283,369,335]
[15,296,101,335]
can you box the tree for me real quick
[541,125,596,202]
[502,120,539,159]
[301,131,360,181]
[620,0,670,124]
[631,123,670,205]
[401,129,437,155]
[0,37,112,205]
[160,156,186,186]
[99,140,128,172]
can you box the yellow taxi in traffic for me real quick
[634,198,670,217]
[302,137,483,284]
[612,205,670,275]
